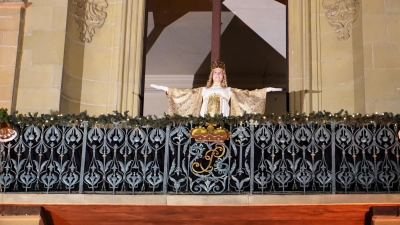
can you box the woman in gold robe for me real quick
[150,60,282,117]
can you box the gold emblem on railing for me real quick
[192,144,225,174]
[190,123,230,143]
[190,123,230,174]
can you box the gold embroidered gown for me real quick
[167,86,268,117]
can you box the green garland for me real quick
[2,109,400,128]
[0,108,9,123]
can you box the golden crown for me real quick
[190,123,230,143]
[211,60,226,71]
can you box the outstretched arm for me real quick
[266,87,283,92]
[150,84,168,92]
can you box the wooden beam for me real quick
[275,0,287,5]
[211,0,222,62]
[39,204,376,225]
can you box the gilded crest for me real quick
[190,123,230,143]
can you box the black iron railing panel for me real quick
[82,123,166,194]
[0,124,84,193]
[0,121,399,194]
[252,123,334,194]
[334,124,400,193]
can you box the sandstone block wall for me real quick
[0,2,22,111]
[1,0,400,116]
[60,0,123,115]
[289,0,400,114]
[363,0,400,113]
[16,0,68,114]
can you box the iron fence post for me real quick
[163,125,171,194]
[331,121,336,194]
[79,121,88,194]
[250,120,255,194]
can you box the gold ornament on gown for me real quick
[207,94,221,116]
[167,87,267,116]
[167,87,202,116]
[230,88,267,116]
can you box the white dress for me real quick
[200,86,231,117]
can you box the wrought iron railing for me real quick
[0,121,399,194]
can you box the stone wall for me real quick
[60,0,123,115]
[315,0,365,114]
[60,0,145,116]
[15,0,68,114]
[289,0,400,114]
[1,0,400,116]
[363,0,400,113]
[0,1,24,111]
[0,0,145,116]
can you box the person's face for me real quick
[212,68,224,83]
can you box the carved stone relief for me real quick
[322,0,360,41]
[72,0,108,43]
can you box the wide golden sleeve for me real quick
[167,87,203,116]
[230,88,267,116]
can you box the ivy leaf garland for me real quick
[0,108,10,123]
[2,108,400,128]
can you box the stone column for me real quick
[315,0,365,114]
[363,0,400,113]
[288,0,313,113]
[15,0,68,114]
[60,0,121,115]
[289,0,365,114]
[60,0,145,116]
[0,0,25,111]
[116,0,146,116]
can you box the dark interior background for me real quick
[146,0,288,114]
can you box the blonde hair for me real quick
[206,68,228,88]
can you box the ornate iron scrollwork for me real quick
[0,120,399,195]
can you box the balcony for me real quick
[1,112,400,225]
[1,112,400,195]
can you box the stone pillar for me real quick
[60,0,121,115]
[363,0,400,113]
[315,0,365,114]
[0,0,25,111]
[288,0,313,113]
[60,0,146,116]
[15,0,68,114]
[117,0,146,116]
[289,0,365,114]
